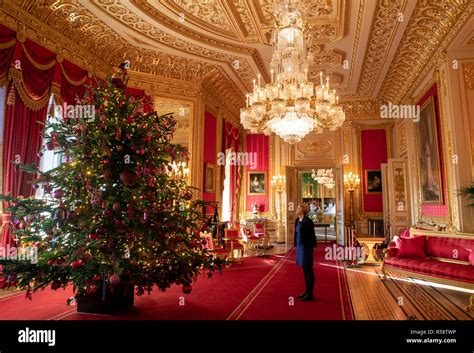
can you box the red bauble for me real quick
[109,274,121,286]
[86,285,98,295]
[112,202,121,211]
[46,141,55,150]
[182,285,192,294]
[51,280,62,290]
[120,169,138,187]
[53,190,63,199]
[88,233,99,240]
[71,259,83,269]
[103,170,112,180]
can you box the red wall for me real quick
[418,84,448,218]
[202,111,216,212]
[361,129,388,212]
[245,134,269,212]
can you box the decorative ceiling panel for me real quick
[1,0,472,119]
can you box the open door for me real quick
[334,165,345,245]
[285,166,299,245]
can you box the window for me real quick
[221,149,232,222]
[35,95,63,198]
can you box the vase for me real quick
[76,282,134,314]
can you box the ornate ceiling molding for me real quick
[464,62,474,90]
[160,0,237,39]
[379,0,473,103]
[0,0,110,76]
[340,100,383,120]
[89,0,268,90]
[356,0,407,97]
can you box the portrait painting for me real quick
[248,172,266,195]
[417,96,443,204]
[205,163,216,194]
[365,170,382,194]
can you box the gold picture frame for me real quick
[365,169,382,194]
[205,163,216,194]
[248,171,267,195]
[416,96,443,204]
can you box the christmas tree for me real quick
[0,72,223,302]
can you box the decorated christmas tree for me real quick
[0,72,223,307]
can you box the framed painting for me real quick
[205,163,216,194]
[248,171,266,195]
[365,170,382,194]
[417,96,443,204]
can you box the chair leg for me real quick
[467,294,474,312]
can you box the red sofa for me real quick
[382,228,474,311]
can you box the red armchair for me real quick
[224,228,244,263]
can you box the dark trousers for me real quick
[302,249,315,296]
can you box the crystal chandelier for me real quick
[240,1,345,144]
[311,169,335,188]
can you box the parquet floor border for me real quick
[345,266,473,320]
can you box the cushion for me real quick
[399,228,410,238]
[395,236,426,258]
[385,257,474,283]
[385,247,398,258]
[466,248,474,266]
[424,236,474,262]
[225,230,239,238]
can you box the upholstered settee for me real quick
[381,228,474,311]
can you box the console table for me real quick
[314,223,331,243]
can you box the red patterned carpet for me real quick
[0,247,353,320]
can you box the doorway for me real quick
[300,168,338,243]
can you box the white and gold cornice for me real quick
[379,0,474,103]
[2,0,473,124]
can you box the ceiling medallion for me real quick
[239,0,345,144]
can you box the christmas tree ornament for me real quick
[109,274,121,286]
[119,169,138,187]
[182,284,192,294]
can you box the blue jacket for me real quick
[294,216,317,248]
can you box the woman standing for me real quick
[294,203,317,301]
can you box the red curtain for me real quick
[125,87,152,113]
[1,84,47,248]
[0,23,152,249]
[223,121,240,225]
[0,25,16,86]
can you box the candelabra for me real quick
[167,161,190,182]
[343,171,360,267]
[271,175,286,244]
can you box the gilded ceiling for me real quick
[1,0,473,118]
